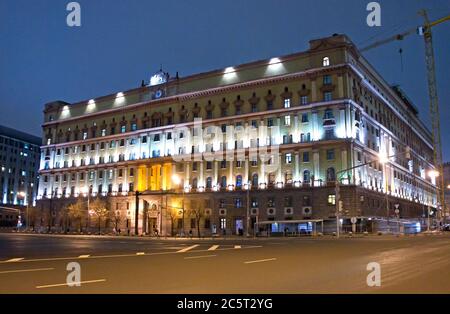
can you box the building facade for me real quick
[0,125,40,227]
[37,34,437,235]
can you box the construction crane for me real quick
[360,10,450,225]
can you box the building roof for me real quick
[0,125,41,146]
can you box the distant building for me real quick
[0,125,41,207]
[443,162,450,217]
[37,34,437,235]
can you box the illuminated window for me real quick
[301,96,308,105]
[101,129,106,137]
[121,125,126,133]
[284,98,291,108]
[83,132,88,140]
[327,194,336,205]
[323,56,330,67]
[284,115,291,126]
[285,153,292,164]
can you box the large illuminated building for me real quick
[37,34,437,235]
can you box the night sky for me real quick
[1,0,449,159]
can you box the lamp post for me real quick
[379,153,390,233]
[245,181,251,237]
[172,174,185,237]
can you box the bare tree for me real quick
[67,199,85,232]
[111,211,122,234]
[166,207,178,237]
[90,198,109,234]
[188,207,205,238]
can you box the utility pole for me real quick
[246,181,250,237]
[135,191,140,235]
[335,179,340,238]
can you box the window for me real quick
[327,167,336,181]
[101,129,106,137]
[301,113,309,123]
[323,75,332,85]
[326,149,335,160]
[324,92,332,102]
[131,123,137,131]
[327,194,336,205]
[220,176,227,188]
[284,98,291,108]
[323,56,330,67]
[302,152,310,162]
[121,125,126,133]
[206,177,212,189]
[236,175,242,188]
[235,198,243,208]
[154,134,160,142]
[285,153,292,164]
[252,173,258,187]
[129,168,134,176]
[251,104,258,113]
[83,132,88,140]
[267,118,274,127]
[303,170,311,183]
[284,115,291,126]
[325,129,335,140]
[324,109,334,119]
[220,218,226,229]
[221,160,227,169]
[301,96,308,105]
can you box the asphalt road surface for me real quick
[1,233,449,293]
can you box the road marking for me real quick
[208,245,219,251]
[184,255,217,260]
[0,267,54,275]
[136,252,145,255]
[177,244,199,253]
[36,279,106,289]
[234,245,242,249]
[78,255,90,259]
[5,258,24,262]
[244,258,277,264]
[0,245,263,264]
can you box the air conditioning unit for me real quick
[251,208,259,216]
[204,208,212,216]
[302,206,312,217]
[267,207,276,216]
[219,208,227,216]
[284,207,294,215]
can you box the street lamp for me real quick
[172,174,185,237]
[18,191,27,230]
[378,152,391,232]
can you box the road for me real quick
[0,233,450,293]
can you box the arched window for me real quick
[252,173,258,187]
[236,175,242,188]
[323,56,330,67]
[192,178,198,189]
[220,176,227,189]
[303,170,311,183]
[327,167,336,182]
[206,177,212,189]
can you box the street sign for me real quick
[350,217,357,224]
